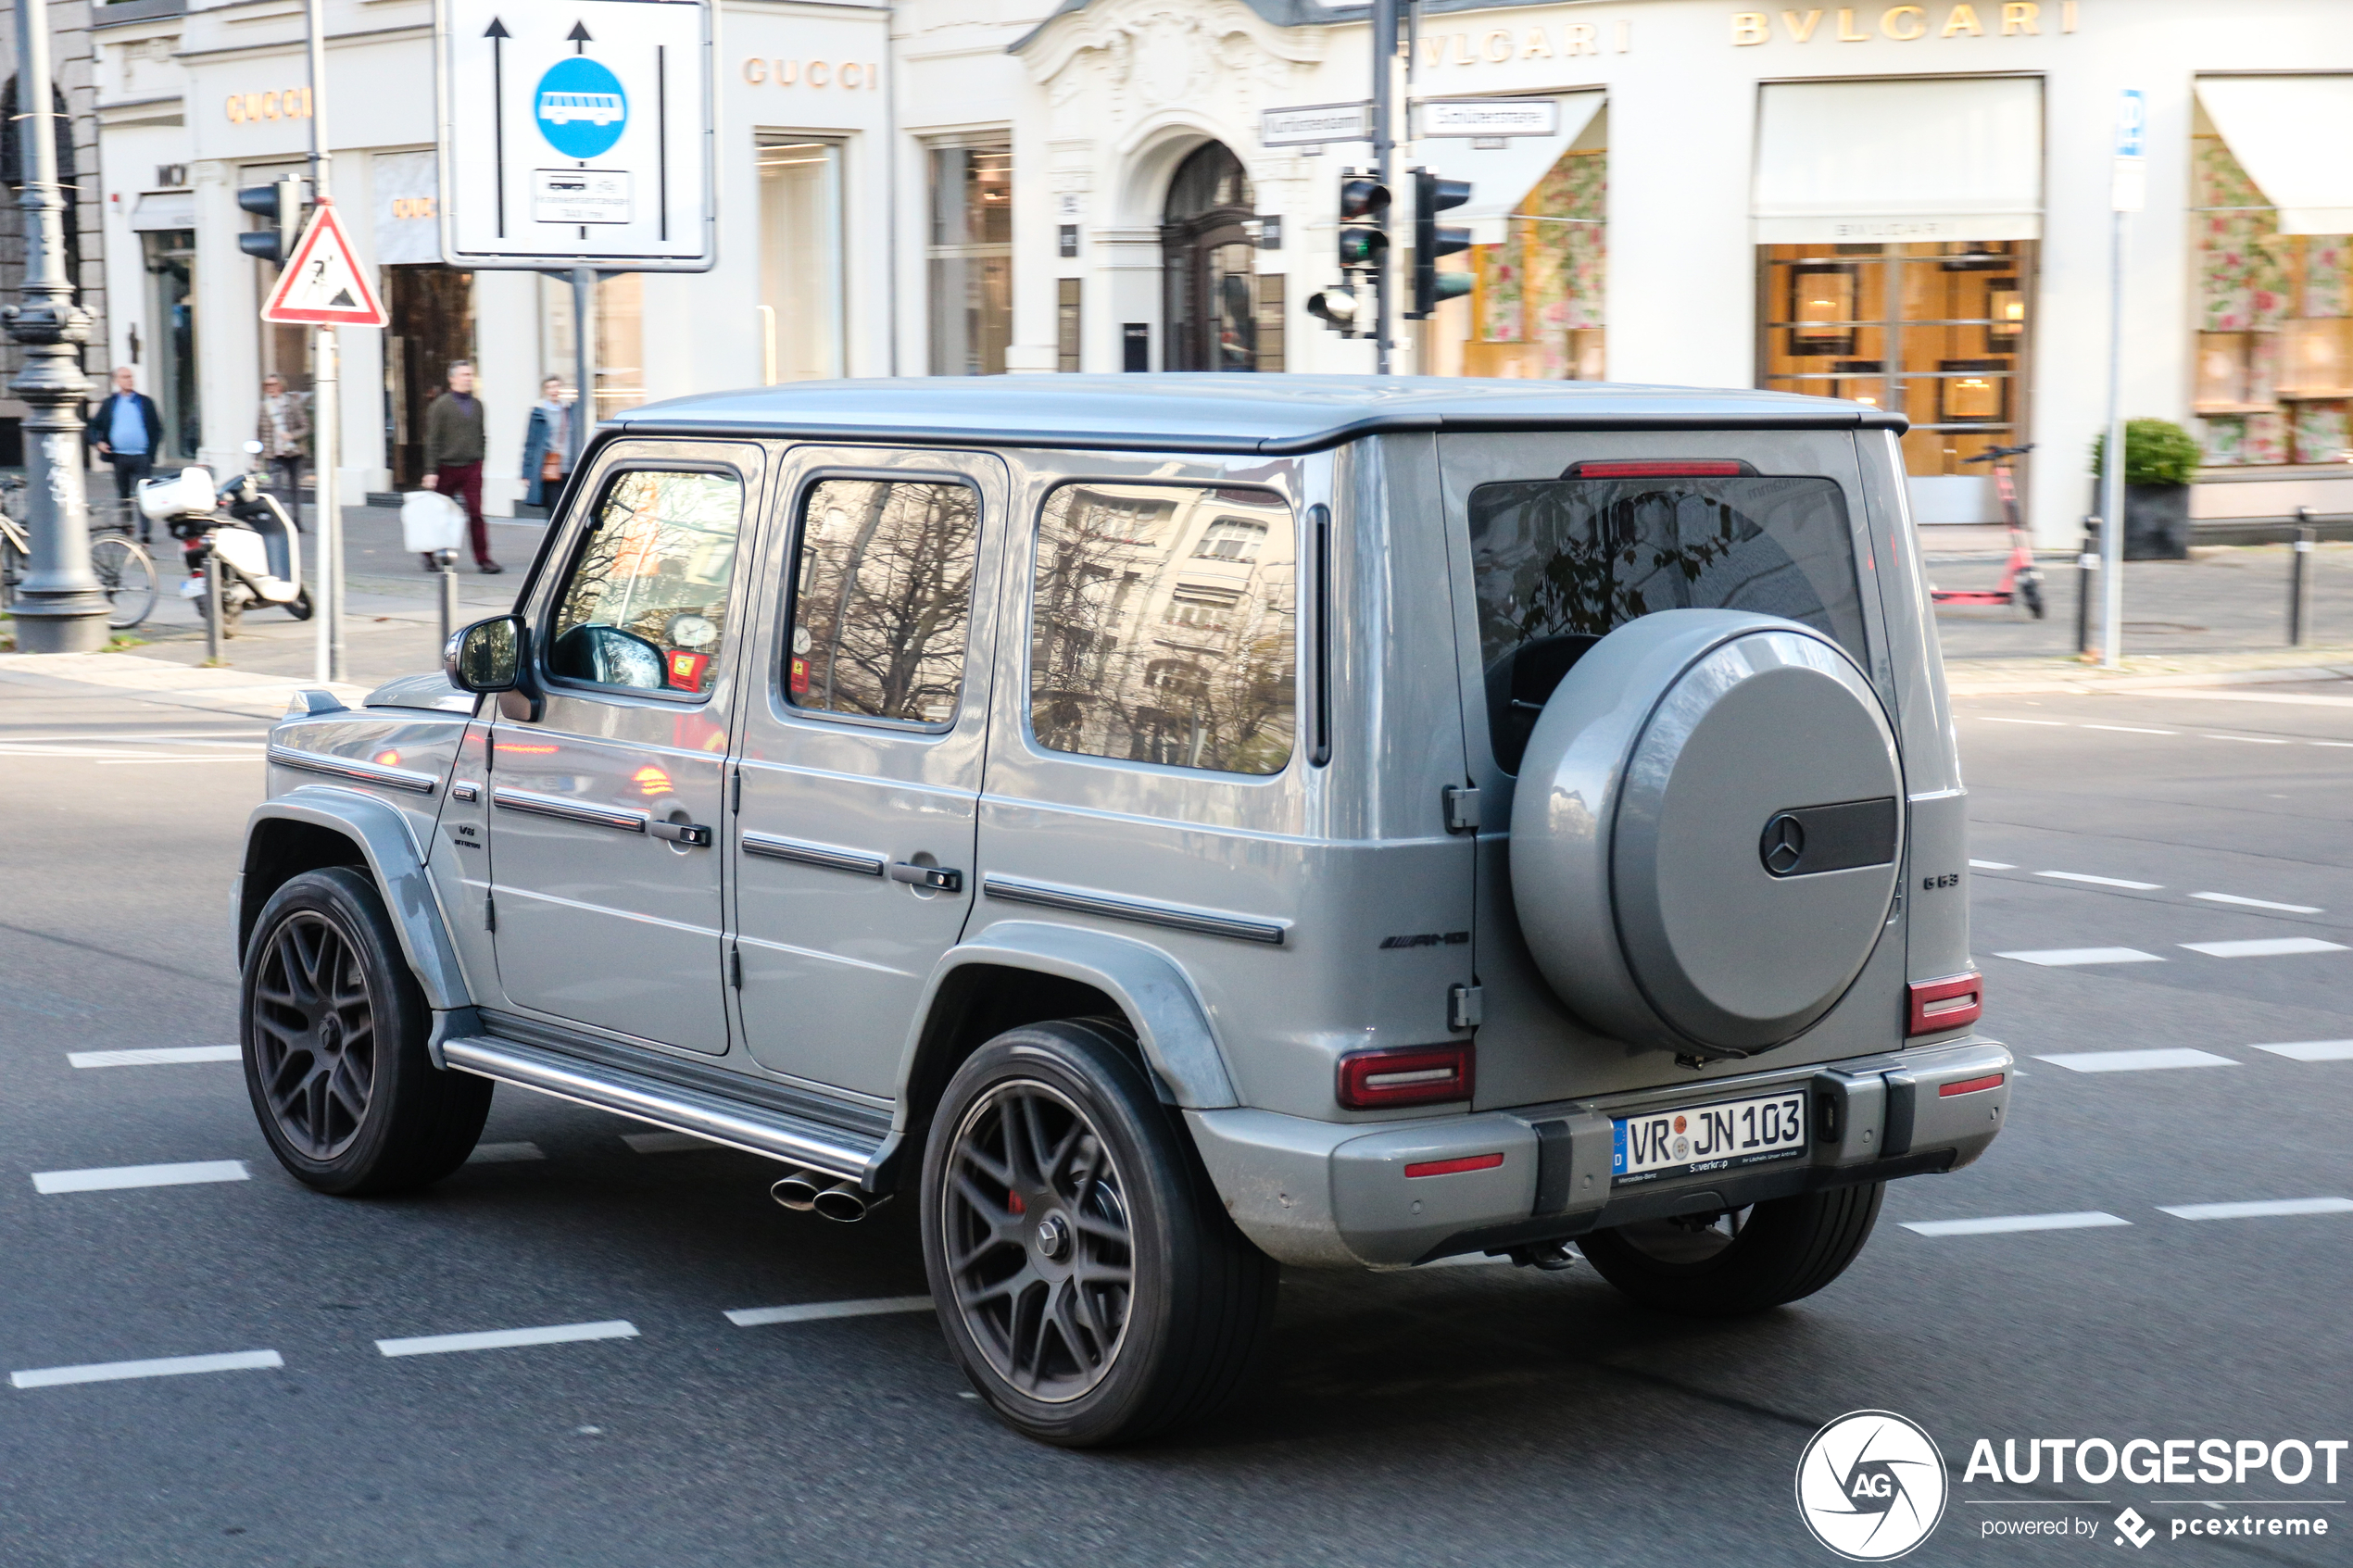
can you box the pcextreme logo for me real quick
[1795,1411,1951,1561]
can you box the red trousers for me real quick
[434,460,492,565]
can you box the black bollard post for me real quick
[2076,518,2100,659]
[203,545,223,664]
[2289,508,2315,647]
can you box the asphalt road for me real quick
[0,672,2347,1567]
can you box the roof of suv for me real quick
[610,375,1908,456]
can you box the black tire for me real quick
[2018,570,2046,621]
[1577,1182,1884,1317]
[286,586,314,621]
[920,1021,1277,1448]
[240,867,492,1195]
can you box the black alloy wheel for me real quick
[250,909,378,1160]
[940,1079,1134,1402]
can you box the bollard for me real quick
[438,550,460,648]
[203,546,223,663]
[2076,518,2100,659]
[2288,509,2315,647]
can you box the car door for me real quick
[727,446,1005,1100]
[486,442,761,1056]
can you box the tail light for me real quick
[1938,1073,2006,1098]
[1337,1043,1474,1110]
[1562,459,1755,479]
[1404,1152,1505,1178]
[1907,972,1982,1035]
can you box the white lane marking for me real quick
[2083,724,2178,735]
[2037,871,2163,890]
[2180,937,2348,958]
[2315,741,2353,748]
[1902,1211,2131,1237]
[2191,891,2324,914]
[1969,859,2016,871]
[466,1142,546,1164]
[2254,1040,2353,1061]
[725,1297,934,1327]
[2034,1048,2240,1073]
[94,757,265,766]
[10,1349,283,1389]
[622,1131,720,1155]
[0,732,270,744]
[376,1320,638,1358]
[32,1160,249,1194]
[1980,717,2068,726]
[2203,734,2291,745]
[69,1046,240,1068]
[2158,1197,2353,1222]
[2130,689,2353,710]
[1994,947,2164,966]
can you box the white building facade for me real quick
[86,0,2353,539]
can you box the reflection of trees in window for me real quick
[791,479,979,722]
[552,470,742,689]
[1030,483,1296,776]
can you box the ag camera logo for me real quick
[1796,1411,1949,1561]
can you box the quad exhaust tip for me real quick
[770,1170,887,1223]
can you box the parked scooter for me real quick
[139,448,311,633]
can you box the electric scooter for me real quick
[138,453,312,633]
[1928,442,2045,620]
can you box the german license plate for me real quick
[1612,1090,1809,1185]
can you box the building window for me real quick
[597,272,645,420]
[928,137,1011,375]
[1057,277,1081,371]
[141,230,198,459]
[758,139,845,383]
[1759,241,2036,476]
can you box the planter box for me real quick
[2123,483,2191,559]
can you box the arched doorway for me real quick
[1162,143,1282,372]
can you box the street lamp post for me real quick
[5,0,108,653]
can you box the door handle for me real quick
[648,820,713,847]
[888,862,963,893]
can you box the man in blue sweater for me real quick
[85,366,166,542]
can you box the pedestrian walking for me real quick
[84,366,164,542]
[420,359,499,573]
[522,376,572,511]
[255,372,309,517]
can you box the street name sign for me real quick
[1416,99,1560,139]
[435,0,715,270]
[261,199,388,326]
[1262,102,1372,147]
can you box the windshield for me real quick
[1468,473,1865,771]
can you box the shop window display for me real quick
[1448,145,1606,380]
[2192,132,2352,468]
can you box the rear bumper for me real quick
[1187,1037,2011,1268]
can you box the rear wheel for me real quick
[90,535,157,629]
[241,868,491,1195]
[286,586,314,621]
[2017,569,2045,621]
[1577,1183,1884,1316]
[921,1021,1277,1448]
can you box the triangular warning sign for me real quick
[261,198,387,327]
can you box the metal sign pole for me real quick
[2099,90,2145,671]
[572,265,598,467]
[1370,0,1397,375]
[306,0,346,683]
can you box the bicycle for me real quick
[0,475,159,631]
[1930,442,2045,621]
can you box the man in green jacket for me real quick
[421,359,499,572]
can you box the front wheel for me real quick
[90,535,157,629]
[2017,569,2045,621]
[921,1022,1277,1448]
[286,586,314,621]
[1576,1183,1884,1317]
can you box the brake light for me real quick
[1564,459,1752,479]
[1907,972,1983,1035]
[1938,1073,2006,1098]
[1404,1152,1505,1178]
[1337,1043,1474,1110]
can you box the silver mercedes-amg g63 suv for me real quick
[237,377,2007,1447]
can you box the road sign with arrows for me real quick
[261,199,388,327]
[434,0,714,270]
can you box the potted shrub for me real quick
[2090,419,2203,560]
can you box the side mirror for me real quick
[446,614,522,693]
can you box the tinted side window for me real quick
[1469,474,1864,771]
[787,478,979,724]
[1030,483,1295,776]
[548,470,742,696]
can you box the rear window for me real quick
[1468,473,1865,771]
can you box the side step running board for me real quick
[439,1035,883,1182]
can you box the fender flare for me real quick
[240,786,472,1011]
[908,922,1239,1110]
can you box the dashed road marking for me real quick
[2158,1198,2353,1222]
[2254,1040,2353,1061]
[725,1297,935,1327]
[1967,714,2347,748]
[376,1321,638,1358]
[68,1046,240,1068]
[32,1160,249,1195]
[2204,734,2291,745]
[2191,892,2324,914]
[1994,947,2164,966]
[2035,1048,2239,1073]
[622,1131,721,1155]
[1969,859,2016,870]
[2038,871,2163,890]
[1980,717,2067,726]
[2083,724,2177,735]
[466,1142,546,1164]
[9,1349,283,1389]
[2180,937,2347,958]
[1902,1212,2131,1237]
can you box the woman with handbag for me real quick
[521,376,573,512]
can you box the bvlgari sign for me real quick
[1730,2,2080,43]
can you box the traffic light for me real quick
[236,177,307,264]
[1337,174,1390,272]
[1306,284,1362,336]
[1407,169,1474,320]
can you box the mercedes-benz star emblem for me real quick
[1760,812,1807,876]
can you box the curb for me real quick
[1944,658,2353,696]
[0,651,371,718]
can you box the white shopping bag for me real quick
[400,488,467,554]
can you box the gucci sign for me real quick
[225,87,313,123]
[741,58,882,89]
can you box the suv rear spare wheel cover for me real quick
[1509,609,1903,1059]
